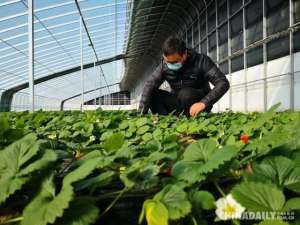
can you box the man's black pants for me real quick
[149,87,213,116]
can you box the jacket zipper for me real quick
[180,72,183,88]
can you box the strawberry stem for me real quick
[214,181,226,197]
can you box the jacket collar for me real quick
[185,48,197,66]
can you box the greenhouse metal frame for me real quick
[1,1,300,225]
[0,0,299,112]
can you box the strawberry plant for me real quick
[0,104,299,225]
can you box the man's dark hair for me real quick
[162,36,186,56]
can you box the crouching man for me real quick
[138,36,230,117]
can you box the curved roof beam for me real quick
[121,0,206,90]
[125,2,194,55]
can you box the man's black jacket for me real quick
[139,49,230,113]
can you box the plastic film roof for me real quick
[0,0,131,104]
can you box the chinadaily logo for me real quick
[239,211,295,221]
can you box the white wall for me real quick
[215,53,299,112]
[83,105,136,110]
[293,52,300,111]
[245,65,265,112]
[131,53,300,113]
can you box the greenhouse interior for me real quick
[1,0,300,225]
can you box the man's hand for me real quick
[189,102,206,117]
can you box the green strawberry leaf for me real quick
[188,190,215,210]
[283,197,300,211]
[103,132,125,152]
[172,161,205,184]
[142,132,153,142]
[250,156,300,192]
[137,125,150,135]
[154,184,191,220]
[244,126,289,157]
[197,145,240,174]
[258,220,290,225]
[182,139,239,175]
[0,134,57,204]
[55,197,99,225]
[136,118,149,127]
[21,157,101,225]
[139,199,168,225]
[231,181,285,212]
[183,139,218,162]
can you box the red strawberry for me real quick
[240,134,249,144]
[165,166,172,176]
[163,162,173,177]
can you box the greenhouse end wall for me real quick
[130,0,300,113]
[217,52,300,112]
[131,52,300,113]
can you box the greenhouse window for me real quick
[267,36,290,61]
[246,0,263,46]
[230,12,243,54]
[218,0,228,25]
[231,54,244,72]
[266,0,289,36]
[229,0,242,16]
[246,46,263,68]
[219,60,229,74]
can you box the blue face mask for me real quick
[166,62,183,71]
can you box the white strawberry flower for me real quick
[215,194,245,220]
[89,135,96,142]
[47,133,56,140]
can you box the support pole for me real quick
[227,0,232,110]
[206,5,209,57]
[216,0,221,112]
[263,0,268,111]
[93,54,100,107]
[114,0,118,105]
[198,13,201,52]
[93,57,96,106]
[28,0,34,112]
[191,21,194,48]
[290,0,295,111]
[80,16,84,111]
[243,0,248,112]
